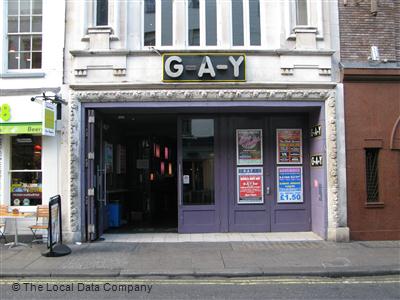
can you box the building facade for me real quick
[62,0,349,242]
[338,0,400,240]
[0,0,65,234]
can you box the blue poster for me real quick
[277,167,303,203]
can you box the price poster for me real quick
[237,129,263,165]
[277,167,303,203]
[276,129,302,164]
[237,167,264,204]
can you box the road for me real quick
[1,276,399,299]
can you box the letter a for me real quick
[198,56,216,78]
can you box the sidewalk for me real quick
[0,237,399,278]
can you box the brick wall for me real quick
[339,0,400,61]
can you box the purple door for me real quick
[270,116,311,231]
[228,117,272,232]
[85,109,106,241]
[178,117,220,233]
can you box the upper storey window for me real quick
[7,0,42,69]
[141,0,262,48]
[296,0,308,25]
[96,0,108,26]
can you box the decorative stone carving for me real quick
[73,89,330,103]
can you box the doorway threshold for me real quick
[101,232,322,243]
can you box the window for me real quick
[365,148,379,203]
[161,0,173,46]
[296,0,308,25]
[96,0,108,26]
[10,136,42,206]
[182,119,215,205]
[188,0,200,46]
[231,0,261,46]
[144,0,156,46]
[7,0,42,70]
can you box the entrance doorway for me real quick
[85,110,178,240]
[84,110,312,241]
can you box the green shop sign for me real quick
[0,122,42,134]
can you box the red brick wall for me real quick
[339,0,400,61]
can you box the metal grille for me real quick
[365,148,379,202]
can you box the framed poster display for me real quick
[237,167,264,204]
[276,129,302,164]
[236,129,263,165]
[277,167,303,203]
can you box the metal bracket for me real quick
[88,152,95,160]
[88,116,95,123]
[88,224,95,234]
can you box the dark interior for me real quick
[95,112,178,233]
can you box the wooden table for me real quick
[0,212,35,248]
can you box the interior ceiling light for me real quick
[117,115,125,120]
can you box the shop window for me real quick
[10,136,42,206]
[182,119,215,205]
[296,0,308,26]
[365,148,379,203]
[96,0,108,26]
[7,0,42,70]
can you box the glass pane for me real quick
[182,119,215,205]
[8,0,18,15]
[8,16,18,33]
[8,35,19,52]
[144,0,156,46]
[32,16,42,32]
[8,52,19,69]
[12,136,42,170]
[97,0,108,26]
[232,0,244,46]
[32,36,41,50]
[32,51,41,68]
[11,172,42,206]
[20,52,31,68]
[296,0,308,25]
[20,16,30,32]
[161,0,173,46]
[21,35,31,51]
[249,0,261,45]
[205,0,217,45]
[188,0,200,46]
[20,0,31,15]
[32,0,42,14]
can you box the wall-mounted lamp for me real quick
[31,92,67,105]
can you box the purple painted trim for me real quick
[82,101,324,109]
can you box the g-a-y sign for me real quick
[163,53,246,82]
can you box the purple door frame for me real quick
[80,101,325,238]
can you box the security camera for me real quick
[31,97,36,102]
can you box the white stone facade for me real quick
[63,0,349,242]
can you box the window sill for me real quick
[365,202,385,208]
[0,72,45,79]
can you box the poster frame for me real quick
[236,129,263,166]
[276,166,304,204]
[237,167,264,204]
[276,128,303,165]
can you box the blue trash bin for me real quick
[108,202,121,227]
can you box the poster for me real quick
[236,129,263,165]
[237,167,264,204]
[277,167,303,203]
[50,202,60,244]
[277,129,302,164]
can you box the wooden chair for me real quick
[29,205,49,243]
[0,205,8,242]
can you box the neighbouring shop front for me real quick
[0,97,59,221]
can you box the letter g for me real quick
[165,56,184,78]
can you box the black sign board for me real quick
[42,195,71,257]
[311,155,323,167]
[162,53,246,82]
[311,125,322,138]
